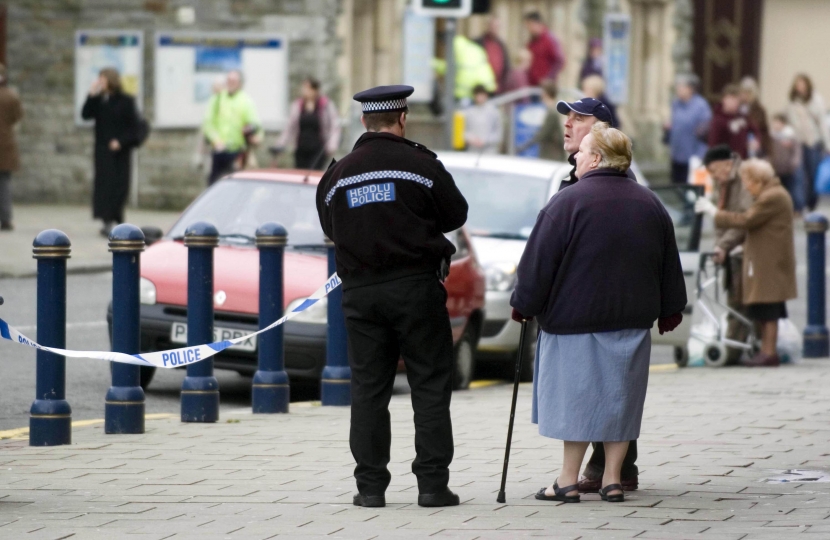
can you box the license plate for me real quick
[170,322,257,352]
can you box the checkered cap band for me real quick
[361,98,407,113]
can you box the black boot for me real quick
[418,487,460,507]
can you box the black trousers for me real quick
[209,151,240,185]
[584,440,638,479]
[671,160,689,184]
[341,274,455,496]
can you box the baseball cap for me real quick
[556,97,615,127]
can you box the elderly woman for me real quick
[511,123,687,503]
[696,159,797,367]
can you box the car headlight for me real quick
[285,297,328,324]
[140,277,157,305]
[484,262,517,292]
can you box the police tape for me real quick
[0,273,342,369]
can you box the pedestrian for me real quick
[273,77,342,170]
[202,70,262,185]
[770,112,802,210]
[81,67,140,237]
[579,38,603,82]
[0,63,23,232]
[554,97,642,494]
[502,49,532,97]
[463,85,503,154]
[316,85,468,509]
[581,75,620,129]
[511,122,686,503]
[475,16,511,95]
[667,74,712,184]
[739,77,771,157]
[703,145,753,364]
[524,11,566,86]
[787,74,830,211]
[436,35,496,104]
[516,81,565,161]
[708,84,760,160]
[696,159,797,367]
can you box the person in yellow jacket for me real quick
[202,70,263,185]
[434,35,497,103]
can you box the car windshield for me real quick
[449,168,550,239]
[167,179,324,246]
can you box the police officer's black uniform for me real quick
[315,86,468,508]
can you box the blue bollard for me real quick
[30,230,72,446]
[321,237,351,406]
[106,224,146,434]
[181,222,220,422]
[804,213,829,358]
[252,223,290,413]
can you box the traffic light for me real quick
[412,0,472,18]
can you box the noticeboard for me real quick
[153,32,288,129]
[513,103,548,158]
[74,30,144,126]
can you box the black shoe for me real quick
[353,493,386,507]
[418,488,460,507]
[0,221,12,231]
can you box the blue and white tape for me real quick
[0,273,342,369]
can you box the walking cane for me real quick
[496,319,529,504]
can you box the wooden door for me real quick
[693,0,763,102]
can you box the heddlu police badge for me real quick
[347,182,396,208]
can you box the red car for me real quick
[120,169,486,391]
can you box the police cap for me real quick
[354,85,414,114]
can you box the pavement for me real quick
[0,205,180,278]
[2,360,830,540]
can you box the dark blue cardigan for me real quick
[510,168,687,334]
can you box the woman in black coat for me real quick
[81,68,139,236]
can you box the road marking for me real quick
[0,413,174,441]
[13,321,108,333]
[649,364,678,373]
[469,380,504,389]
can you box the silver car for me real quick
[438,152,703,380]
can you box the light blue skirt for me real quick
[531,329,651,442]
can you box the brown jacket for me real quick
[713,170,753,253]
[0,86,23,172]
[715,179,797,305]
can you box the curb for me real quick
[0,263,112,279]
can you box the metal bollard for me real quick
[321,237,351,406]
[30,230,72,446]
[106,224,146,434]
[804,213,829,358]
[181,222,220,422]
[252,223,289,413]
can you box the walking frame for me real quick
[690,252,759,366]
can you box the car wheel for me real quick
[519,321,537,382]
[674,346,689,368]
[140,366,157,390]
[453,330,476,391]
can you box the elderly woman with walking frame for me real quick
[510,123,687,503]
[696,159,797,367]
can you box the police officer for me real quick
[316,85,468,509]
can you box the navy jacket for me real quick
[511,168,687,334]
[316,132,468,289]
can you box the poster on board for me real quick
[604,13,631,105]
[74,30,144,126]
[402,10,435,103]
[154,32,288,129]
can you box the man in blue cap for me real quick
[555,96,640,492]
[316,85,468,509]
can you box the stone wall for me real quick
[6,0,342,209]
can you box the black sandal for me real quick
[535,481,580,503]
[599,483,625,503]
